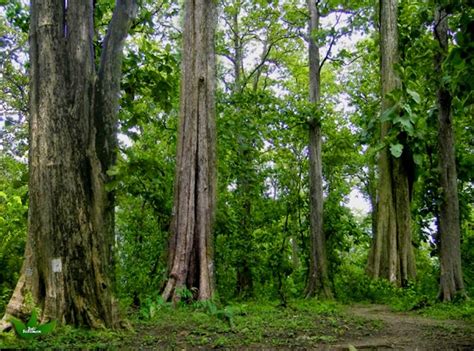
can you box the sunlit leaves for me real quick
[389,143,403,158]
[120,38,179,137]
[0,156,27,313]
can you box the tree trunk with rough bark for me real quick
[434,5,466,301]
[367,0,415,286]
[305,0,332,299]
[0,0,135,330]
[162,0,217,302]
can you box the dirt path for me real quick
[332,304,474,350]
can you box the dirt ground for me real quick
[123,304,474,350]
[3,303,472,349]
[332,304,474,350]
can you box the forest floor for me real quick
[334,304,474,350]
[122,302,474,350]
[1,301,473,350]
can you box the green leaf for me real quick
[10,318,26,335]
[10,311,56,339]
[407,88,421,104]
[381,104,399,123]
[10,317,34,340]
[37,320,56,335]
[413,153,423,166]
[390,143,404,158]
[397,117,414,135]
[26,309,38,328]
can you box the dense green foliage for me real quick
[0,156,27,313]
[0,0,473,346]
[1,298,473,348]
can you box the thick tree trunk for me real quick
[162,0,217,302]
[1,0,135,329]
[367,0,415,285]
[434,6,466,301]
[305,0,332,299]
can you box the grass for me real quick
[0,299,382,349]
[418,298,474,322]
[1,297,472,349]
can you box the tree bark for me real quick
[434,5,466,301]
[1,0,135,329]
[305,0,332,299]
[367,0,415,286]
[162,0,217,302]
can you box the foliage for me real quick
[0,324,127,349]
[0,0,472,342]
[461,206,474,296]
[0,0,29,157]
[112,18,180,306]
[420,299,474,322]
[0,156,27,314]
[1,299,377,349]
[10,309,56,340]
[113,121,176,306]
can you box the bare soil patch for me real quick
[333,304,474,350]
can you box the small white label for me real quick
[51,258,62,273]
[25,267,33,276]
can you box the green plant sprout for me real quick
[9,309,56,340]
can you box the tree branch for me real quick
[319,13,342,72]
[130,1,164,32]
[95,0,137,170]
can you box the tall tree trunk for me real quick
[224,2,254,297]
[305,0,332,299]
[367,0,415,286]
[434,5,466,301]
[1,0,135,330]
[162,0,217,302]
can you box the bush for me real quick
[0,156,28,314]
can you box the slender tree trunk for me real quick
[368,164,378,241]
[0,0,135,330]
[232,9,242,93]
[226,3,254,297]
[236,161,254,297]
[305,0,332,299]
[434,5,466,301]
[367,0,415,285]
[162,0,217,302]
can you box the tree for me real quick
[217,0,293,297]
[305,0,332,298]
[367,0,415,286]
[0,1,29,158]
[1,0,136,329]
[161,0,217,302]
[433,4,465,301]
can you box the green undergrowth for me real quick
[418,299,474,322]
[0,299,382,349]
[0,324,128,350]
[2,297,471,349]
[339,274,474,322]
[125,299,383,349]
[338,274,474,322]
